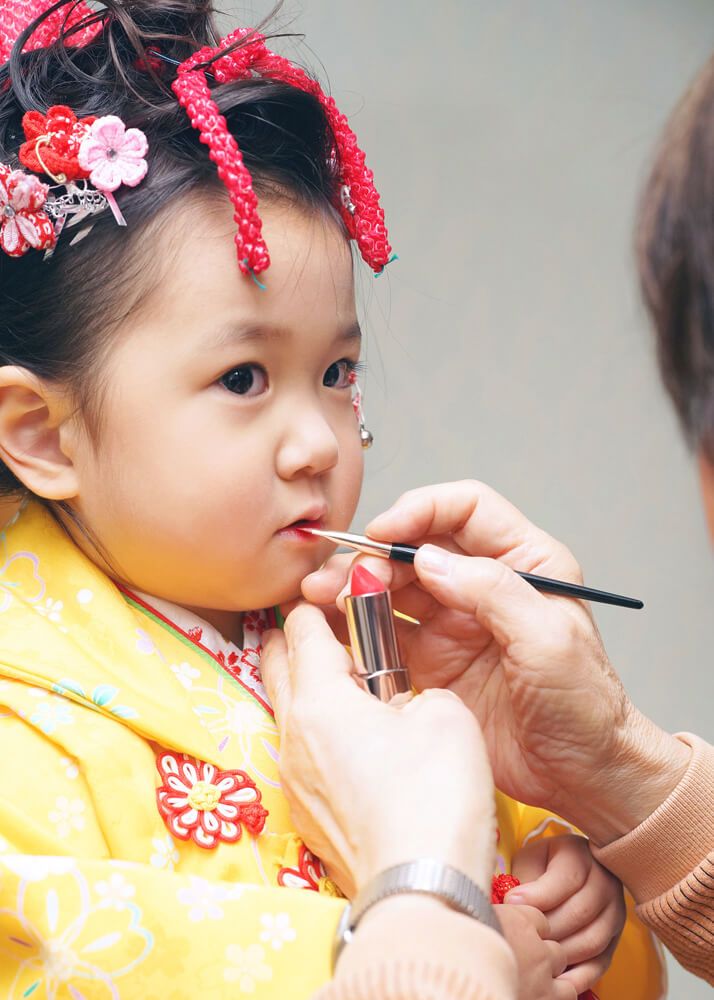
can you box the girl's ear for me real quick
[0,367,80,500]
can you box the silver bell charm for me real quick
[360,425,374,449]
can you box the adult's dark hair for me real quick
[638,54,714,461]
[0,0,342,496]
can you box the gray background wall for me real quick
[226,3,714,995]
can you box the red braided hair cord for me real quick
[173,28,392,277]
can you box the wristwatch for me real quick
[333,859,502,969]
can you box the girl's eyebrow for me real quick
[205,321,362,350]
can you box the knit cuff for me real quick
[593,733,714,902]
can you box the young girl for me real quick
[0,2,663,997]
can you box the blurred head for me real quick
[637,53,714,538]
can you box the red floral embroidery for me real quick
[155,751,267,850]
[277,844,327,891]
[0,166,55,257]
[20,105,96,182]
[216,649,239,671]
[244,611,267,635]
[187,626,203,642]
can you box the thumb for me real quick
[283,604,359,698]
[260,630,292,726]
[413,544,551,648]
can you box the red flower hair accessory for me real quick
[0,165,55,256]
[0,104,150,256]
[172,29,393,279]
[19,105,95,182]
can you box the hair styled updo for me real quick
[0,0,343,497]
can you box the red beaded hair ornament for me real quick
[172,28,394,279]
[0,5,394,280]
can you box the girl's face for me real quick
[68,197,364,628]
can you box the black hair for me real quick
[0,0,342,496]
[638,53,714,461]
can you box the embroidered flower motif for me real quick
[277,845,328,891]
[224,942,272,991]
[29,697,74,735]
[35,596,64,622]
[171,661,201,690]
[59,755,80,780]
[259,912,296,950]
[48,796,86,839]
[150,833,179,871]
[95,871,136,910]
[78,116,148,193]
[187,625,203,642]
[177,875,230,922]
[155,751,268,849]
[243,611,267,635]
[19,105,96,182]
[0,165,56,257]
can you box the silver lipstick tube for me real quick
[345,589,411,701]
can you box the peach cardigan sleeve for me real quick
[593,732,714,985]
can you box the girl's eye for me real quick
[219,365,268,397]
[323,359,358,389]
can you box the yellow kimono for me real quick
[0,502,665,998]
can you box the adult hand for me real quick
[303,481,690,845]
[260,603,496,899]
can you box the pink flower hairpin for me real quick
[77,116,148,226]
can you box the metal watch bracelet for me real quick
[332,859,502,970]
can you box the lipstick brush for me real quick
[303,528,644,611]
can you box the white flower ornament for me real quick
[77,116,148,193]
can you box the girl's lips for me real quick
[277,518,325,539]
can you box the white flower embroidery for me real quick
[170,662,201,690]
[177,875,230,922]
[259,912,296,950]
[48,796,86,839]
[136,629,156,655]
[224,943,272,991]
[95,871,136,909]
[0,834,11,853]
[150,833,179,871]
[59,756,79,780]
[35,597,64,622]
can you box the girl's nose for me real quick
[276,406,340,480]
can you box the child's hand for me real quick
[497,904,575,1000]
[505,835,626,995]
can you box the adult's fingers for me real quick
[282,603,362,697]
[412,545,556,651]
[366,480,580,579]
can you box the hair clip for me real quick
[0,105,149,258]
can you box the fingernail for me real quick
[418,544,451,576]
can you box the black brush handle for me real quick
[387,543,643,609]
